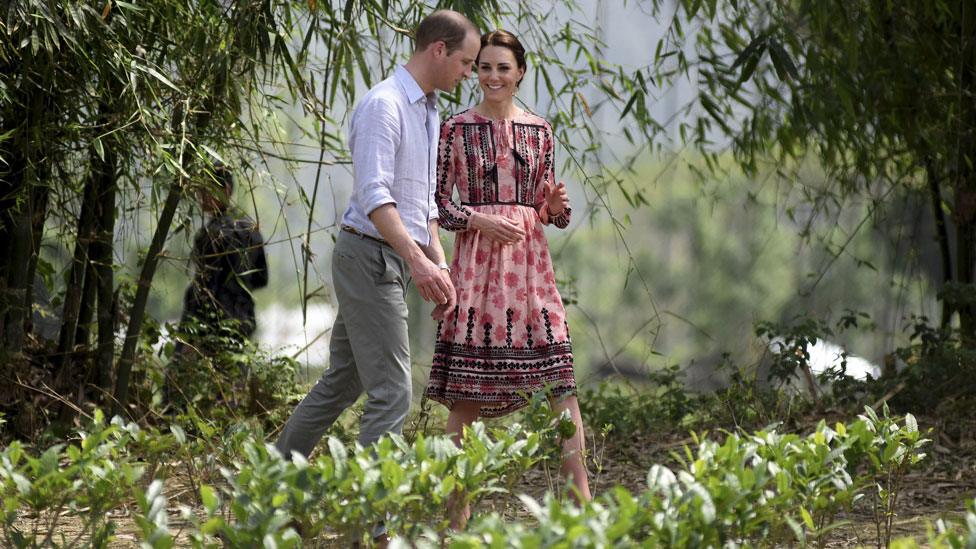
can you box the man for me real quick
[276,10,479,460]
[169,165,268,407]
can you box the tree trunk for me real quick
[925,159,953,329]
[1,82,52,359]
[75,261,97,352]
[93,146,118,399]
[955,1,976,343]
[113,180,183,414]
[3,181,48,355]
[23,182,50,339]
[0,153,28,358]
[0,106,23,355]
[956,218,976,340]
[55,169,99,376]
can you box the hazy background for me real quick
[101,1,938,390]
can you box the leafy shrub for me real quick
[0,402,929,548]
[850,405,930,548]
[889,315,976,416]
[579,364,693,437]
[421,406,929,548]
[0,411,145,548]
[183,417,561,546]
[138,318,300,423]
[890,498,976,548]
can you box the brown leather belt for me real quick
[341,225,389,246]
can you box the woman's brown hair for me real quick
[478,29,526,87]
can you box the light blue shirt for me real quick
[342,65,439,247]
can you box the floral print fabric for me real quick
[425,109,576,417]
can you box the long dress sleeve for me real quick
[436,117,474,231]
[534,122,571,229]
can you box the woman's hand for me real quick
[544,181,569,216]
[469,211,525,244]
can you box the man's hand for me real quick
[410,258,456,309]
[469,211,525,244]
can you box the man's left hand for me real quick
[411,258,456,308]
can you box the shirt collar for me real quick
[395,65,437,106]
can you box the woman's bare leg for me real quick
[550,395,592,503]
[445,400,481,530]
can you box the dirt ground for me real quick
[13,415,976,548]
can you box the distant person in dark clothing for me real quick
[174,165,268,359]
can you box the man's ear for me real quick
[431,40,446,58]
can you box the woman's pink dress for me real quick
[425,109,577,417]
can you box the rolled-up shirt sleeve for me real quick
[350,96,401,216]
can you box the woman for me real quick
[425,29,592,523]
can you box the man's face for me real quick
[198,183,231,214]
[435,31,480,92]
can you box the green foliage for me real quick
[889,315,976,415]
[642,422,858,546]
[452,491,643,548]
[133,480,175,549]
[916,498,976,548]
[855,405,931,548]
[659,0,971,188]
[0,411,146,548]
[579,364,692,437]
[0,400,932,547]
[183,414,561,546]
[449,407,930,548]
[135,317,300,423]
[654,0,976,341]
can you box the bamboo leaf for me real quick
[142,66,181,92]
[768,38,798,81]
[619,91,641,121]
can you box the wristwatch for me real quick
[436,261,451,273]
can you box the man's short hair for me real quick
[212,163,234,193]
[415,10,477,54]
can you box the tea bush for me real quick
[890,498,976,548]
[0,411,146,548]
[0,400,931,548]
[578,363,693,437]
[140,318,300,424]
[444,406,928,548]
[185,417,562,546]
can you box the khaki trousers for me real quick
[275,230,410,456]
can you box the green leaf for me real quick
[737,45,764,84]
[731,33,766,70]
[904,414,918,434]
[170,425,186,445]
[143,66,180,92]
[619,91,642,121]
[199,144,225,164]
[800,506,815,529]
[200,484,218,513]
[201,517,223,535]
[768,38,799,81]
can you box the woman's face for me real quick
[477,45,525,102]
